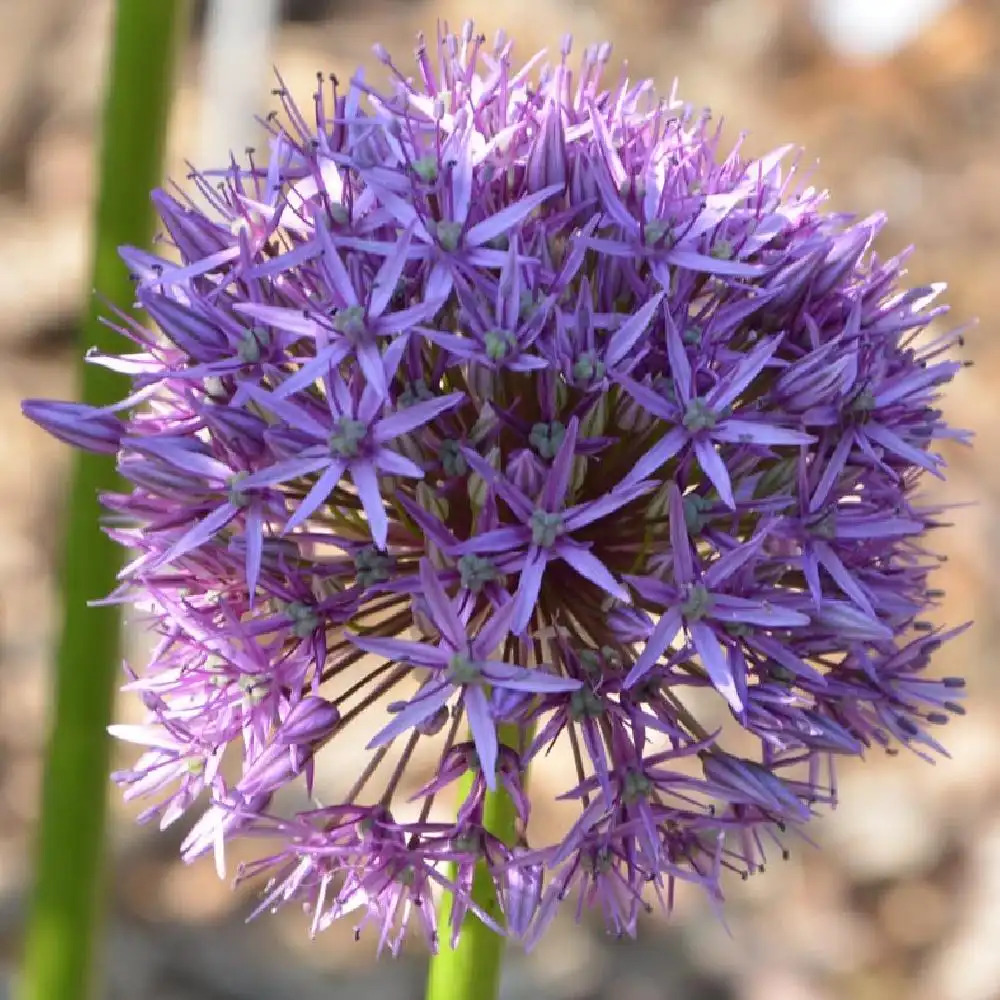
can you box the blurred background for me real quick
[1,0,998,998]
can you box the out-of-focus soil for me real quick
[2,2,999,998]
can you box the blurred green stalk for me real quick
[425,725,520,1000]
[17,4,186,1000]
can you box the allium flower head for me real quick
[26,23,970,952]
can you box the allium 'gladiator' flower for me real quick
[25,22,970,953]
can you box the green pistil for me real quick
[440,439,467,477]
[530,509,565,548]
[458,554,498,593]
[584,847,613,874]
[329,417,368,458]
[653,375,677,402]
[286,601,319,638]
[237,326,270,363]
[570,687,604,720]
[710,239,734,260]
[333,304,366,338]
[354,546,392,587]
[413,156,439,182]
[643,220,670,246]
[529,421,566,460]
[683,493,712,533]
[484,329,516,362]
[452,830,483,853]
[769,663,796,685]
[850,387,877,415]
[447,653,482,685]
[681,583,714,621]
[810,510,838,540]
[682,397,718,432]
[399,379,433,407]
[436,221,463,252]
[227,472,249,508]
[238,674,266,704]
[572,351,606,385]
[622,769,652,804]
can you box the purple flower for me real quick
[350,559,580,786]
[25,22,969,952]
[21,399,124,454]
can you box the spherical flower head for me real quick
[23,21,971,953]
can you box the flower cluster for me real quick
[25,24,969,953]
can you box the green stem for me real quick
[425,725,520,1000]
[17,5,186,1000]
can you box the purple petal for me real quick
[155,502,238,568]
[465,687,498,790]
[285,460,346,531]
[809,432,854,513]
[240,385,329,438]
[694,438,735,509]
[22,399,123,454]
[419,558,466,649]
[482,662,582,693]
[466,183,563,247]
[369,224,414,319]
[511,550,548,635]
[473,601,517,660]
[501,858,544,940]
[557,543,630,603]
[709,336,780,412]
[241,454,329,490]
[244,504,264,600]
[315,215,361,306]
[461,448,534,522]
[665,248,770,277]
[540,416,579,511]
[373,298,444,336]
[814,602,892,641]
[272,347,343,400]
[663,312,693,403]
[625,608,682,687]
[356,339,388,400]
[688,621,742,712]
[565,479,655,531]
[605,291,665,367]
[712,419,814,447]
[373,392,465,443]
[129,438,233,482]
[352,462,388,549]
[703,537,763,589]
[453,526,531,555]
[245,239,321,279]
[621,427,687,488]
[616,374,676,422]
[709,596,810,628]
[835,515,923,540]
[374,448,424,478]
[865,422,943,476]
[668,485,695,585]
[347,632,450,665]
[367,684,453,748]
[814,541,876,616]
[233,302,323,338]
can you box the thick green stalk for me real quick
[425,725,520,1000]
[17,5,185,1000]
